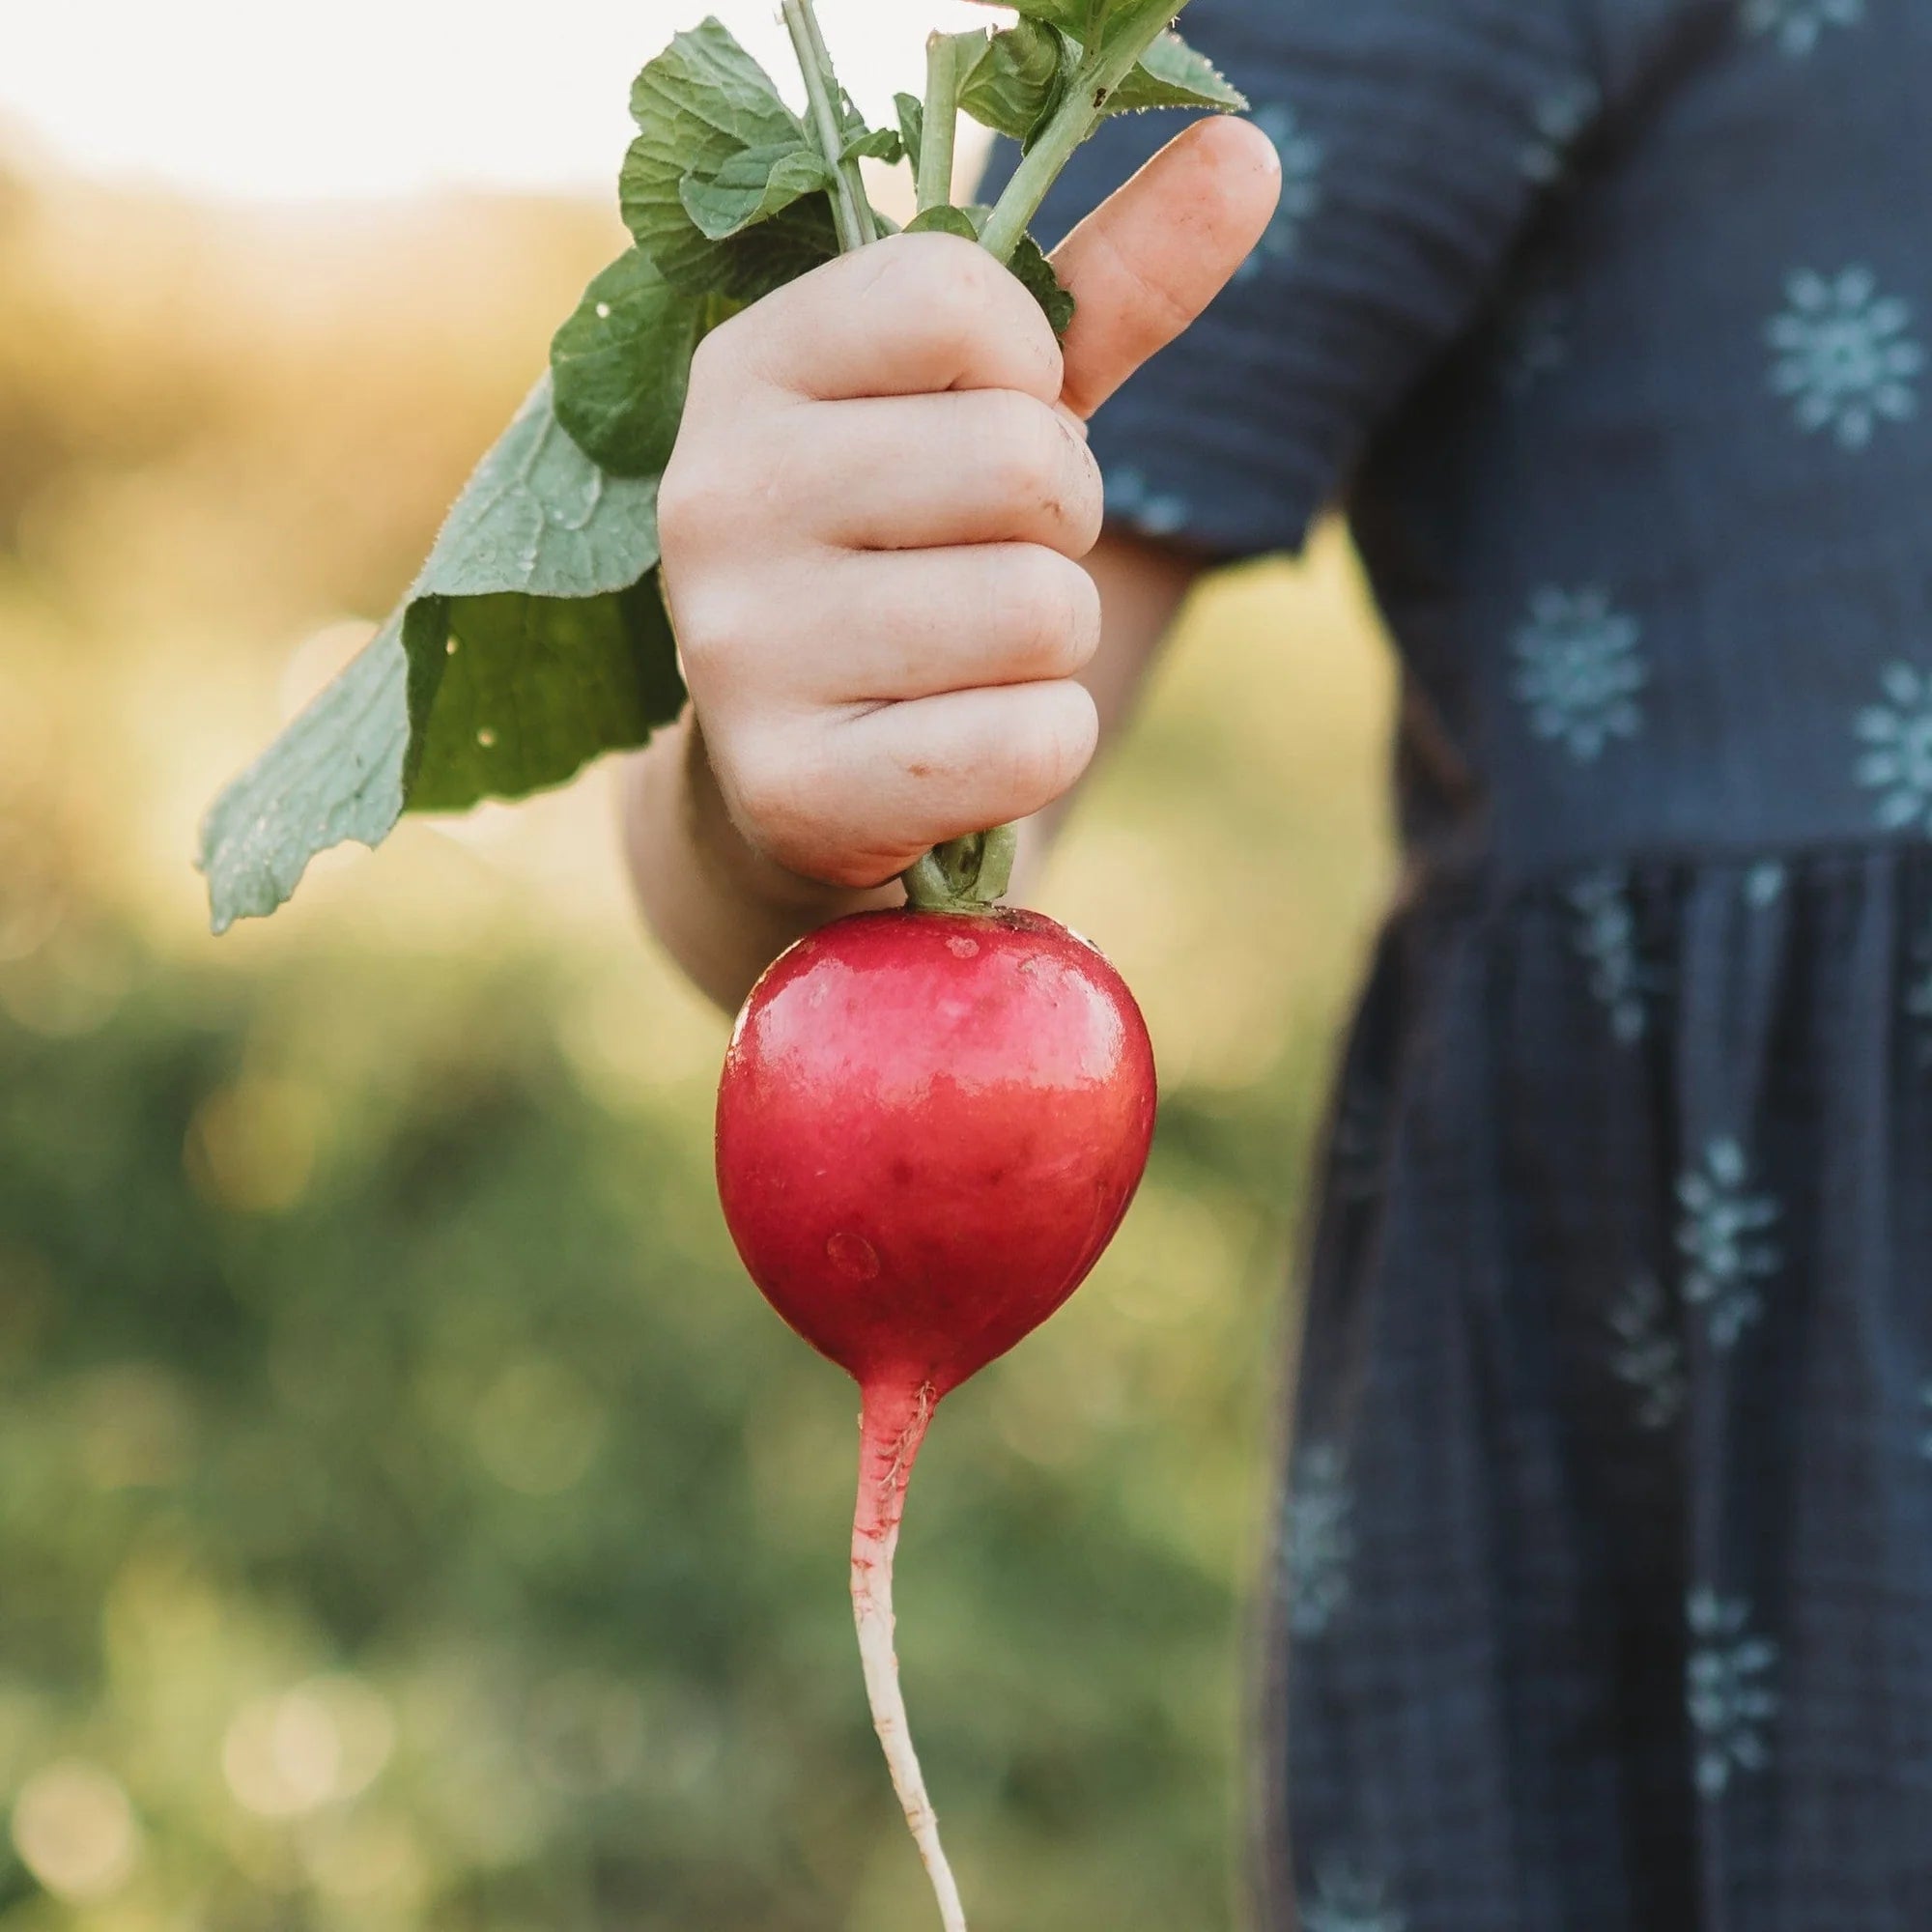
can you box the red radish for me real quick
[716,903,1156,1929]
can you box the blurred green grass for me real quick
[0,154,1395,1931]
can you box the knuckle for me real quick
[664,577,756,694]
[901,229,1001,309]
[654,449,724,560]
[889,236,1062,395]
[979,392,1066,506]
[726,731,900,890]
[683,320,733,400]
[1063,434,1107,554]
[992,549,1098,676]
[1002,684,1097,808]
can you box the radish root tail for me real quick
[852,1379,967,1932]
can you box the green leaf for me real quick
[197,616,411,935]
[418,378,662,598]
[200,379,677,932]
[1007,230,1076,337]
[968,0,1089,35]
[620,18,838,299]
[406,579,682,811]
[904,204,980,242]
[550,248,713,478]
[905,206,1074,337]
[678,141,838,241]
[840,124,904,164]
[828,86,901,164]
[1085,0,1201,75]
[894,91,923,175]
[967,0,1198,41]
[959,19,1069,145]
[1107,30,1245,114]
[960,9,1238,137]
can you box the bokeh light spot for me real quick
[11,1759,140,1902]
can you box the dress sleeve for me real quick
[974,0,1603,560]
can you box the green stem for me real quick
[906,2,1181,906]
[900,824,1018,914]
[782,0,877,252]
[916,33,965,214]
[978,82,1095,263]
[980,0,1179,263]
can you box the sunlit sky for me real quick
[3,2,1002,201]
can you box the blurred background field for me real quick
[0,17,1397,1927]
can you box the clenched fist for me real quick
[653,116,1281,894]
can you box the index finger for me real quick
[716,229,1066,407]
[1051,115,1282,421]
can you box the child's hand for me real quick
[654,116,1280,893]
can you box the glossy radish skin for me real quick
[718,907,1155,1395]
[715,905,1156,1929]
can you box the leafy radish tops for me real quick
[196,0,1241,934]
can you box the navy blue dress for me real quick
[982,4,1932,1925]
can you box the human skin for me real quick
[624,116,1283,1010]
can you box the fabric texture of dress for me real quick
[980,3,1932,1927]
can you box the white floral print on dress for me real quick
[1767,268,1923,451]
[1496,280,1572,397]
[1676,1139,1782,1349]
[1519,77,1600,184]
[1512,588,1648,762]
[1236,104,1324,284]
[1282,1443,1354,1638]
[1567,869,1650,1044]
[1103,466,1189,539]
[1301,1858,1406,1932]
[1854,664,1932,834]
[1607,1275,1688,1430]
[1742,0,1863,58]
[1687,1589,1779,1797]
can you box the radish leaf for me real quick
[198,619,410,934]
[841,124,904,164]
[1007,231,1076,336]
[969,0,1090,35]
[679,142,839,241]
[959,20,1069,146]
[550,248,726,477]
[894,92,924,174]
[419,379,662,596]
[406,578,681,811]
[966,0,1199,43]
[959,14,1240,142]
[1108,32,1244,114]
[203,0,1242,928]
[904,205,980,241]
[199,378,675,930]
[621,20,839,298]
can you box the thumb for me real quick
[1050,115,1281,422]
